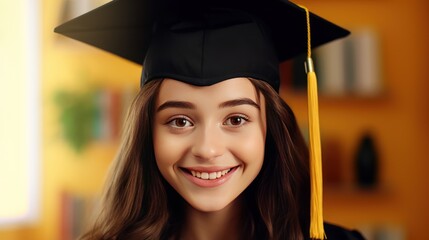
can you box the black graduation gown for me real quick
[308,223,366,240]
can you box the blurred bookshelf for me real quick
[14,0,425,240]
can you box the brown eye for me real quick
[167,117,193,128]
[224,115,248,127]
[175,118,188,127]
[230,116,242,125]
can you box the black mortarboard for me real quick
[55,1,350,239]
[54,0,349,91]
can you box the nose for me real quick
[191,124,225,161]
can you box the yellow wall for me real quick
[1,0,428,239]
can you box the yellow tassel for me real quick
[306,59,325,240]
[298,3,325,239]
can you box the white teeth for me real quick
[201,172,209,180]
[209,172,217,179]
[189,168,232,180]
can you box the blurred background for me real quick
[0,0,428,239]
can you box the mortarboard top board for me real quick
[54,0,349,91]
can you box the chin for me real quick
[185,195,238,213]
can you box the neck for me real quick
[180,198,245,240]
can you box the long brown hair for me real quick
[80,78,310,240]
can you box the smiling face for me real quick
[153,77,267,212]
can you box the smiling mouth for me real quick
[181,167,237,180]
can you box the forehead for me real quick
[157,77,260,103]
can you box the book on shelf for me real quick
[279,27,382,97]
[314,38,348,96]
[348,29,382,97]
[60,191,96,240]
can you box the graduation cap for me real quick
[55,0,349,239]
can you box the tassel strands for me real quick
[307,60,325,240]
[299,4,325,239]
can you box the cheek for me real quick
[248,138,265,168]
[245,131,266,180]
[231,127,266,168]
[153,128,188,173]
[153,128,175,171]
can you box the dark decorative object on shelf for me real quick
[355,133,379,188]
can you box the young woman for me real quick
[82,77,310,239]
[56,0,365,239]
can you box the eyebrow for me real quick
[156,97,260,112]
[157,101,195,112]
[218,98,260,110]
